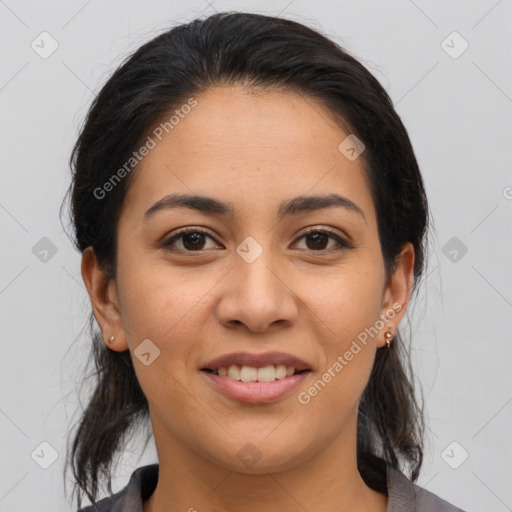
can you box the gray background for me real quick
[1,0,511,511]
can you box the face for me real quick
[83,85,413,474]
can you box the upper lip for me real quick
[201,351,311,371]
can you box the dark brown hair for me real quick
[62,10,428,509]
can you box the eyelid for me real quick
[298,225,350,241]
[162,225,353,253]
[295,226,353,251]
[163,226,221,253]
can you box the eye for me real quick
[163,228,219,252]
[293,227,352,252]
[162,226,352,254]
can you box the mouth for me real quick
[200,364,311,404]
[200,365,311,383]
[199,351,313,403]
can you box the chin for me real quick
[201,432,318,475]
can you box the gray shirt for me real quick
[78,464,466,512]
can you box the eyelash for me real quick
[162,226,353,254]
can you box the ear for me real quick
[378,242,415,348]
[80,247,129,352]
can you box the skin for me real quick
[81,85,414,512]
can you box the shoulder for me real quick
[386,465,467,512]
[77,464,159,512]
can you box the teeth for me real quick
[240,365,258,382]
[216,364,299,382]
[275,365,287,380]
[227,364,241,380]
[256,365,276,382]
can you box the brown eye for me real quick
[304,232,330,250]
[162,227,352,255]
[181,232,207,250]
[163,228,219,252]
[294,228,352,252]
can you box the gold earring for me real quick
[384,331,394,348]
[108,335,115,344]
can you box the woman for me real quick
[64,11,466,512]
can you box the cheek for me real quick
[115,257,217,383]
[116,254,204,340]
[116,265,208,414]
[295,261,384,341]
[293,261,383,394]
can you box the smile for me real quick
[203,364,309,382]
[200,366,311,404]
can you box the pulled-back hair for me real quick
[63,10,429,509]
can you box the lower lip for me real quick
[200,370,310,404]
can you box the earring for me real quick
[384,331,394,348]
[108,335,115,344]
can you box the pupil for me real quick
[181,232,328,251]
[307,233,327,250]
[184,232,204,250]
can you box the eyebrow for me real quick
[143,193,366,223]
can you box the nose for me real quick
[215,249,299,333]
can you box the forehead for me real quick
[172,85,351,152]
[121,85,375,225]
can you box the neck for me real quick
[143,411,387,512]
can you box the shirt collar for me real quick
[98,463,420,512]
